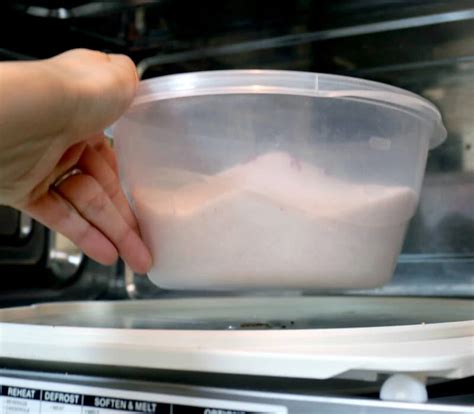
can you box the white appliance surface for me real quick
[0,297,472,381]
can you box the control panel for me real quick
[0,376,287,414]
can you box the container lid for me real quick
[131,70,447,149]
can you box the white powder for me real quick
[134,152,417,290]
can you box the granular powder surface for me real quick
[134,152,417,289]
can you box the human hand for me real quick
[0,49,152,273]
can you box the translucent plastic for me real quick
[113,70,446,290]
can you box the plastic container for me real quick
[113,70,446,290]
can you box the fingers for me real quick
[25,191,118,266]
[56,173,152,273]
[77,143,137,231]
[24,145,152,273]
[23,137,151,273]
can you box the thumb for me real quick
[48,49,138,141]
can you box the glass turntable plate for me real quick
[0,297,472,381]
[0,296,472,330]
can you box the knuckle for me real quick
[108,181,123,201]
[103,178,122,202]
[83,188,109,217]
[74,221,92,246]
[115,224,134,248]
[52,193,90,246]
[55,207,75,233]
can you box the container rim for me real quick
[129,69,447,149]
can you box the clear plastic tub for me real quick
[113,70,446,290]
